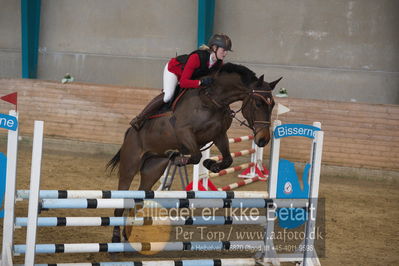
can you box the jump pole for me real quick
[15,215,269,227]
[17,190,269,199]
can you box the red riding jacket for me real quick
[167,50,223,88]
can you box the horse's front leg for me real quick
[203,133,233,173]
[174,127,202,166]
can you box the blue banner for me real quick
[274,124,320,139]
[0,113,18,131]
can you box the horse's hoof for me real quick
[210,164,221,173]
[112,235,121,243]
[203,159,216,170]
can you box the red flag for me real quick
[1,92,17,105]
[1,92,18,111]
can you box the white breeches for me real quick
[163,62,178,102]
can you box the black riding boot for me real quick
[130,93,165,130]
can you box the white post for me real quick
[201,149,210,190]
[249,141,257,177]
[268,120,281,198]
[256,145,264,175]
[1,110,19,266]
[312,122,321,130]
[264,120,281,265]
[301,130,323,266]
[24,121,44,266]
[307,122,321,184]
[310,122,321,159]
[192,146,210,191]
[192,165,200,191]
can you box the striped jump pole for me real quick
[209,148,255,162]
[30,258,260,266]
[218,176,267,191]
[228,135,254,143]
[208,162,255,178]
[190,163,258,192]
[39,198,277,209]
[14,241,266,254]
[15,215,268,227]
[39,198,306,209]
[17,190,268,200]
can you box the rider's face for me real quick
[215,47,228,60]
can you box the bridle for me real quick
[199,88,273,152]
[231,90,274,135]
[202,85,274,135]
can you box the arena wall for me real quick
[1,79,398,177]
[1,0,398,104]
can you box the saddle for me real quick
[148,86,188,119]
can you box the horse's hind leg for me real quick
[112,130,142,243]
[139,156,170,190]
[121,157,169,241]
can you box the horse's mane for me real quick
[219,63,258,85]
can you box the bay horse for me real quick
[107,63,282,242]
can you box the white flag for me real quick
[277,103,290,115]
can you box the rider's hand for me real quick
[200,77,214,86]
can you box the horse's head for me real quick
[241,75,282,147]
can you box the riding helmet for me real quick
[208,34,232,51]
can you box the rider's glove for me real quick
[200,77,214,86]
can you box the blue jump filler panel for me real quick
[274,123,319,229]
[276,159,310,229]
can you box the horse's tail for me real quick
[106,127,131,173]
[106,148,121,173]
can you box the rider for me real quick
[130,34,232,130]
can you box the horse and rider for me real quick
[108,34,282,242]
[130,34,232,130]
